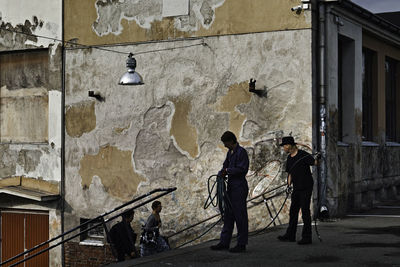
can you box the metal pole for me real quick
[318,0,329,217]
[61,0,66,266]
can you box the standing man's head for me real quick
[122,208,135,223]
[152,201,162,214]
[221,131,238,150]
[279,136,297,153]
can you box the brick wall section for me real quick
[64,242,115,267]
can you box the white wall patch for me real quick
[162,0,189,17]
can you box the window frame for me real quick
[385,56,399,142]
[362,47,376,142]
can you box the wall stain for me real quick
[0,16,44,49]
[113,124,130,134]
[1,92,49,143]
[0,49,49,90]
[17,150,42,173]
[216,81,251,139]
[65,101,96,138]
[79,145,145,200]
[170,98,199,158]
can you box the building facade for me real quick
[0,0,399,266]
[0,0,63,266]
[62,0,312,265]
[322,1,400,215]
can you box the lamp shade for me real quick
[118,53,144,85]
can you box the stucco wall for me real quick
[0,1,63,266]
[64,29,312,246]
[0,0,62,181]
[64,0,311,45]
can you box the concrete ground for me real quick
[105,201,400,267]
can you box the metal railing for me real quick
[2,180,288,265]
[1,187,176,267]
[168,183,287,248]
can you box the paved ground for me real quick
[105,201,400,267]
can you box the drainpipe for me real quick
[318,0,329,218]
[61,0,66,265]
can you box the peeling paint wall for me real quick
[0,0,62,180]
[65,101,97,138]
[215,81,252,138]
[170,98,199,158]
[0,0,62,49]
[0,1,63,266]
[79,145,146,199]
[64,29,312,247]
[64,0,311,45]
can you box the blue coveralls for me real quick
[218,144,249,247]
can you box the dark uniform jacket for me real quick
[109,220,137,261]
[219,144,249,189]
[285,149,315,191]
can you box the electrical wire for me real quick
[0,27,207,56]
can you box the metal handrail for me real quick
[167,183,286,240]
[1,187,177,267]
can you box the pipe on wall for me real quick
[61,0,66,265]
[318,0,329,217]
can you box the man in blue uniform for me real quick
[277,136,318,245]
[210,131,249,253]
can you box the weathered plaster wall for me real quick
[0,0,62,182]
[324,9,400,215]
[360,146,400,207]
[0,1,63,266]
[0,0,62,49]
[64,0,311,45]
[64,29,312,246]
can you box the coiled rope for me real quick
[203,175,232,221]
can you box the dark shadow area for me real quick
[344,242,400,248]
[345,226,400,237]
[302,255,341,263]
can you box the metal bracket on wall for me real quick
[88,91,105,102]
[249,79,268,98]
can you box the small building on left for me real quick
[0,0,63,266]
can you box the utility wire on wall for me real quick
[1,26,209,85]
[0,27,208,56]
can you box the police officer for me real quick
[277,136,318,245]
[210,131,249,253]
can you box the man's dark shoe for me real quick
[297,239,312,245]
[210,243,229,250]
[229,245,246,253]
[277,235,295,242]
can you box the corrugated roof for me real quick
[0,186,60,202]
